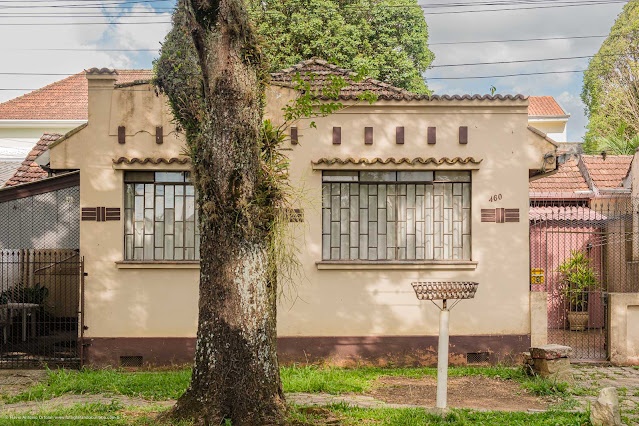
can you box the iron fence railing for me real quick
[530,194,639,360]
[0,249,82,368]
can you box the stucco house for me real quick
[0,70,562,162]
[529,154,638,362]
[0,60,561,367]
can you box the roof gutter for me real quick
[0,119,86,128]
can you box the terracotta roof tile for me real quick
[529,206,606,221]
[4,133,61,187]
[529,159,590,194]
[0,60,538,120]
[270,58,527,101]
[0,70,153,120]
[312,157,482,166]
[581,154,633,189]
[528,96,566,116]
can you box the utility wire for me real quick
[0,34,613,52]
[1,50,635,75]
[0,0,626,23]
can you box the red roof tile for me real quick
[3,133,61,187]
[581,155,633,189]
[529,159,590,194]
[270,58,527,101]
[0,70,153,120]
[528,96,566,116]
[530,206,606,221]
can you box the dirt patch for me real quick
[369,376,548,412]
[0,370,47,397]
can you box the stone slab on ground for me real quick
[530,344,573,360]
[532,358,574,384]
[590,387,622,426]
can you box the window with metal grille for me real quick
[124,171,200,261]
[321,171,471,261]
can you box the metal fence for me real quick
[530,194,639,360]
[0,250,83,368]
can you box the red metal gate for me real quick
[530,197,638,361]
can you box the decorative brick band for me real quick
[481,208,520,223]
[82,207,121,222]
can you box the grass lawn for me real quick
[4,365,573,403]
[0,366,590,425]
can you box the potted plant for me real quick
[557,250,600,331]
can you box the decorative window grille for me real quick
[321,171,471,261]
[124,171,199,261]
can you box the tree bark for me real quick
[156,0,286,424]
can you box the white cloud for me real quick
[424,1,626,140]
[0,2,172,103]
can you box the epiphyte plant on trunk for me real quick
[153,0,376,423]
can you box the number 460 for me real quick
[489,194,502,202]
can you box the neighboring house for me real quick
[3,133,61,187]
[0,60,559,367]
[527,96,571,144]
[529,154,636,361]
[0,70,152,160]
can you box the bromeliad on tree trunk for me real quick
[154,0,286,424]
[154,2,377,423]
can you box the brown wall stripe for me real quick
[364,127,373,145]
[459,126,468,144]
[118,126,125,144]
[332,127,341,145]
[427,127,436,144]
[481,208,520,223]
[291,126,298,145]
[155,126,163,144]
[82,207,121,222]
[396,126,404,144]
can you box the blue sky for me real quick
[0,0,628,141]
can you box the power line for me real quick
[0,33,614,52]
[2,50,634,75]
[0,0,626,23]
[427,69,589,79]
[430,34,608,45]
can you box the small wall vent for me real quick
[120,355,143,367]
[466,352,490,364]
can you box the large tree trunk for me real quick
[156,0,286,424]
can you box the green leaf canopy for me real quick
[250,0,435,94]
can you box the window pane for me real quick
[434,171,471,182]
[322,171,358,182]
[360,171,396,182]
[125,171,154,183]
[321,177,471,261]
[397,171,434,182]
[155,172,185,182]
[125,174,198,260]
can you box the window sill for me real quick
[115,261,200,269]
[315,260,478,270]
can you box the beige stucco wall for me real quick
[609,293,639,365]
[49,76,555,340]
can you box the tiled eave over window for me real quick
[311,157,483,170]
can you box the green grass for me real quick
[288,403,589,425]
[281,364,525,394]
[0,401,589,426]
[4,368,192,403]
[4,365,575,404]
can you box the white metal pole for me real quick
[436,305,450,410]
